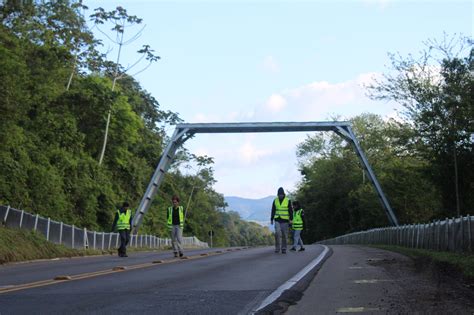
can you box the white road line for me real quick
[252,245,330,313]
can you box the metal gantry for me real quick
[131,121,399,231]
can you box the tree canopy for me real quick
[295,35,472,243]
[0,1,272,246]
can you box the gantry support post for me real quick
[334,126,399,226]
[131,128,191,232]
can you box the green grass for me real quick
[0,227,115,264]
[372,245,474,281]
[0,226,115,264]
[0,226,179,264]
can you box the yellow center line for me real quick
[0,249,236,294]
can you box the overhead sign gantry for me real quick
[132,121,399,231]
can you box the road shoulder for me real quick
[286,245,474,314]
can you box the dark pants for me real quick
[118,229,130,256]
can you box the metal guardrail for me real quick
[319,215,473,253]
[0,205,208,250]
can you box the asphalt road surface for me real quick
[0,245,326,314]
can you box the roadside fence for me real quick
[319,215,473,253]
[0,205,208,250]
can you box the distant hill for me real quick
[224,195,275,228]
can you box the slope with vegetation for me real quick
[0,1,271,249]
[294,35,473,243]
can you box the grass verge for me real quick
[0,226,113,264]
[372,245,474,285]
[0,226,178,264]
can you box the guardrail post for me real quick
[436,220,440,251]
[108,232,112,249]
[459,215,464,252]
[445,218,449,251]
[93,231,96,250]
[415,224,419,248]
[46,218,50,241]
[34,214,39,231]
[59,222,63,245]
[451,217,456,252]
[19,210,24,228]
[115,233,119,248]
[72,224,75,249]
[84,228,88,249]
[3,205,10,225]
[468,215,472,252]
[102,232,105,251]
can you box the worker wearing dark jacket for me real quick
[290,201,305,251]
[167,195,185,258]
[271,187,293,254]
[111,202,133,257]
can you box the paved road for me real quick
[0,245,327,314]
[285,245,474,314]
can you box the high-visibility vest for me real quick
[167,206,184,228]
[273,197,290,220]
[116,209,132,230]
[292,209,303,230]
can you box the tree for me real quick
[90,6,160,165]
[366,34,473,216]
[295,114,442,242]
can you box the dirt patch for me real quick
[369,252,474,314]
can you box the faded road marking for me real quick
[0,249,237,294]
[337,306,381,313]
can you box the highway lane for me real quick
[0,248,214,286]
[0,245,326,314]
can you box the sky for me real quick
[85,0,472,199]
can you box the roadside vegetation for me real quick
[373,245,474,285]
[0,1,272,249]
[0,2,470,256]
[0,226,110,264]
[295,35,473,242]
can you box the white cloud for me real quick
[262,55,279,73]
[239,142,270,164]
[265,93,287,113]
[183,72,404,198]
[256,72,403,122]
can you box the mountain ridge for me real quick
[224,195,275,227]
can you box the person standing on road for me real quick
[111,202,133,257]
[168,195,185,258]
[271,187,293,254]
[290,201,305,252]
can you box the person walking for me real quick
[271,187,293,254]
[111,202,133,257]
[290,201,305,252]
[168,195,185,258]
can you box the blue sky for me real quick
[86,0,472,198]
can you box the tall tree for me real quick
[366,34,473,216]
[90,6,160,165]
[295,114,441,242]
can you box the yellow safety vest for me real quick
[292,209,303,230]
[274,197,290,220]
[116,209,132,230]
[167,206,184,228]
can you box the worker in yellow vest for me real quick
[167,195,185,258]
[111,202,133,257]
[290,201,305,252]
[270,187,293,254]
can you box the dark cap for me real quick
[277,187,285,195]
